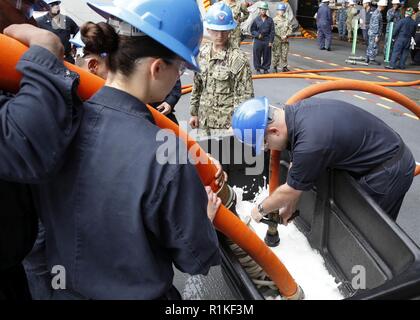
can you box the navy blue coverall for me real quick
[285,98,415,220]
[36,13,79,63]
[251,15,275,72]
[0,46,82,299]
[390,16,417,69]
[316,3,333,50]
[26,86,221,300]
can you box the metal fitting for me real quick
[216,180,237,214]
[284,285,305,300]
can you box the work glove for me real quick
[410,37,416,50]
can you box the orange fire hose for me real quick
[269,150,280,195]
[251,73,420,87]
[0,34,300,299]
[182,67,420,90]
[286,80,420,113]
[181,73,420,88]
[282,68,420,76]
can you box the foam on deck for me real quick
[234,186,344,300]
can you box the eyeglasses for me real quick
[163,59,187,77]
[135,57,187,78]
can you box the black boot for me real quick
[282,66,290,72]
[272,67,278,73]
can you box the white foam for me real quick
[233,186,344,300]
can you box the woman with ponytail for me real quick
[25,0,223,300]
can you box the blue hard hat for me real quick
[277,3,287,11]
[86,0,203,72]
[69,31,85,48]
[203,2,237,31]
[232,97,269,156]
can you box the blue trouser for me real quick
[362,28,368,43]
[338,21,347,38]
[390,38,411,68]
[22,221,52,300]
[317,24,332,49]
[253,39,272,71]
[366,34,379,59]
[358,143,415,220]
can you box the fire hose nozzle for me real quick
[261,210,300,247]
[260,210,301,227]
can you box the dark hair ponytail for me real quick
[80,21,177,77]
[80,21,119,57]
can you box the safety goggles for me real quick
[263,105,284,150]
[134,57,186,78]
[163,59,187,77]
[267,104,282,125]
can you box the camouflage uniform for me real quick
[223,0,249,48]
[366,9,383,60]
[386,8,402,33]
[272,14,292,70]
[346,6,358,41]
[337,6,348,39]
[190,42,254,137]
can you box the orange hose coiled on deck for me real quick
[0,34,300,299]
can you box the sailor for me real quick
[251,1,275,74]
[0,0,82,300]
[316,0,333,50]
[25,0,224,300]
[36,0,79,63]
[190,1,254,137]
[232,97,415,223]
